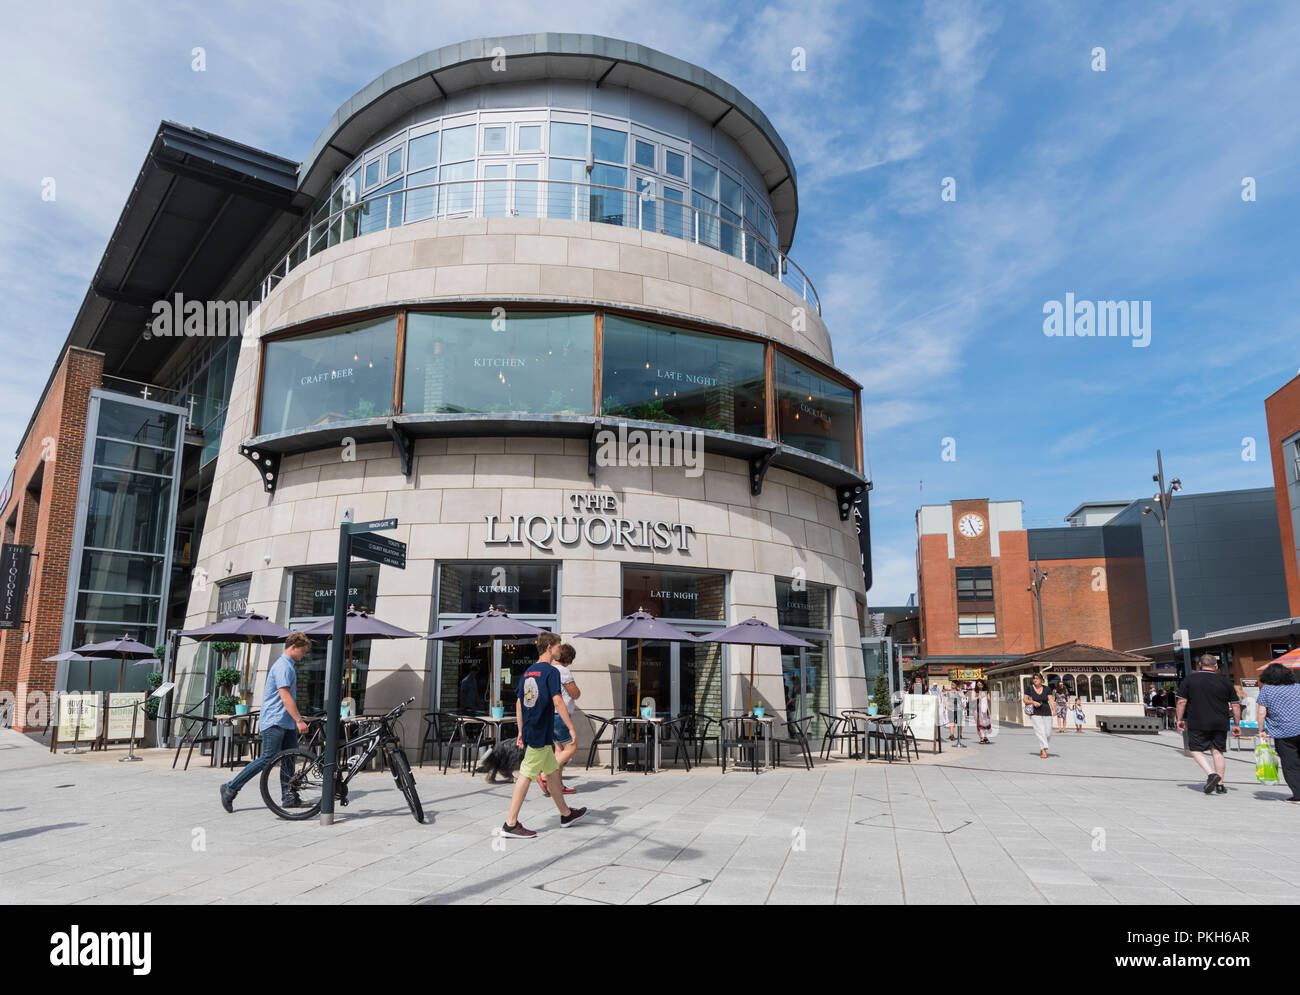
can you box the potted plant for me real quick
[870,673,892,716]
[214,656,242,716]
[144,670,164,719]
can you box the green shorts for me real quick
[519,745,559,780]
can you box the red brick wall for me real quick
[1106,553,1151,651]
[997,531,1035,657]
[1265,375,1300,617]
[0,348,103,730]
[916,500,1037,658]
[1039,556,1115,648]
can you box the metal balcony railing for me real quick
[256,176,821,314]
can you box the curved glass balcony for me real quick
[258,176,821,314]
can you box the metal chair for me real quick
[164,695,218,770]
[676,710,720,766]
[772,714,814,770]
[818,711,857,759]
[418,711,453,767]
[878,712,919,763]
[609,716,650,774]
[584,713,617,771]
[226,712,261,768]
[441,714,488,774]
[720,716,762,773]
[657,715,694,770]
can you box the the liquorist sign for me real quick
[485,493,696,553]
[0,543,33,630]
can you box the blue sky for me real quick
[1,0,1297,603]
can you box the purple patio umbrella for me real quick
[43,651,109,692]
[179,611,293,701]
[301,606,421,702]
[695,616,814,714]
[575,610,698,715]
[424,607,548,712]
[75,635,156,691]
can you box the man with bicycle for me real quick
[220,632,312,812]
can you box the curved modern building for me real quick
[167,34,877,747]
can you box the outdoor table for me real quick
[724,713,774,770]
[842,710,891,760]
[443,713,518,774]
[212,711,260,769]
[612,715,666,772]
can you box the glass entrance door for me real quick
[781,639,831,736]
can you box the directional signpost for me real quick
[321,513,405,826]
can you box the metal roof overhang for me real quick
[17,123,301,456]
[1130,616,1300,657]
[72,122,301,378]
[247,414,867,493]
[297,34,800,251]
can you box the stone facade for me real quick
[185,220,865,751]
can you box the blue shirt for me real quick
[261,653,298,730]
[1258,684,1300,739]
[519,660,562,748]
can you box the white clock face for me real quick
[957,513,985,538]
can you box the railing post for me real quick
[637,195,642,231]
[694,211,699,244]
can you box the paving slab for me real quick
[3,723,1299,904]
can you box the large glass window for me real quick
[777,578,831,736]
[258,317,397,434]
[601,315,766,436]
[591,126,626,164]
[436,563,558,714]
[621,567,726,723]
[590,163,628,226]
[547,158,586,220]
[775,353,858,466]
[549,122,587,158]
[438,563,558,616]
[403,311,593,416]
[69,397,183,687]
[288,565,380,714]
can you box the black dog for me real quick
[478,741,525,783]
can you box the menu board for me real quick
[105,692,147,741]
[903,693,938,742]
[57,693,102,742]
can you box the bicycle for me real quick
[259,697,424,823]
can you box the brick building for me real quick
[914,490,1291,685]
[1265,372,1300,616]
[0,348,103,731]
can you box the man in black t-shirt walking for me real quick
[1176,653,1242,795]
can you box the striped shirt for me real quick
[1258,684,1300,739]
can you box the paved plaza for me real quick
[1,722,1296,905]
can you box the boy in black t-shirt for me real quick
[1176,654,1242,795]
[500,632,587,839]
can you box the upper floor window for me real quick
[956,566,993,601]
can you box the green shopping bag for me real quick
[1255,741,1280,783]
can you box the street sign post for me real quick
[351,532,407,569]
[321,516,403,827]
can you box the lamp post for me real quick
[1026,561,1048,650]
[1141,450,1190,678]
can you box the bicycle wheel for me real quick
[260,748,326,820]
[389,748,424,824]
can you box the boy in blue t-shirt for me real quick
[501,632,587,839]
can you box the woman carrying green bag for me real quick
[1256,662,1300,803]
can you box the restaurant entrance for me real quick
[620,567,726,721]
[777,579,832,736]
[434,563,557,713]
